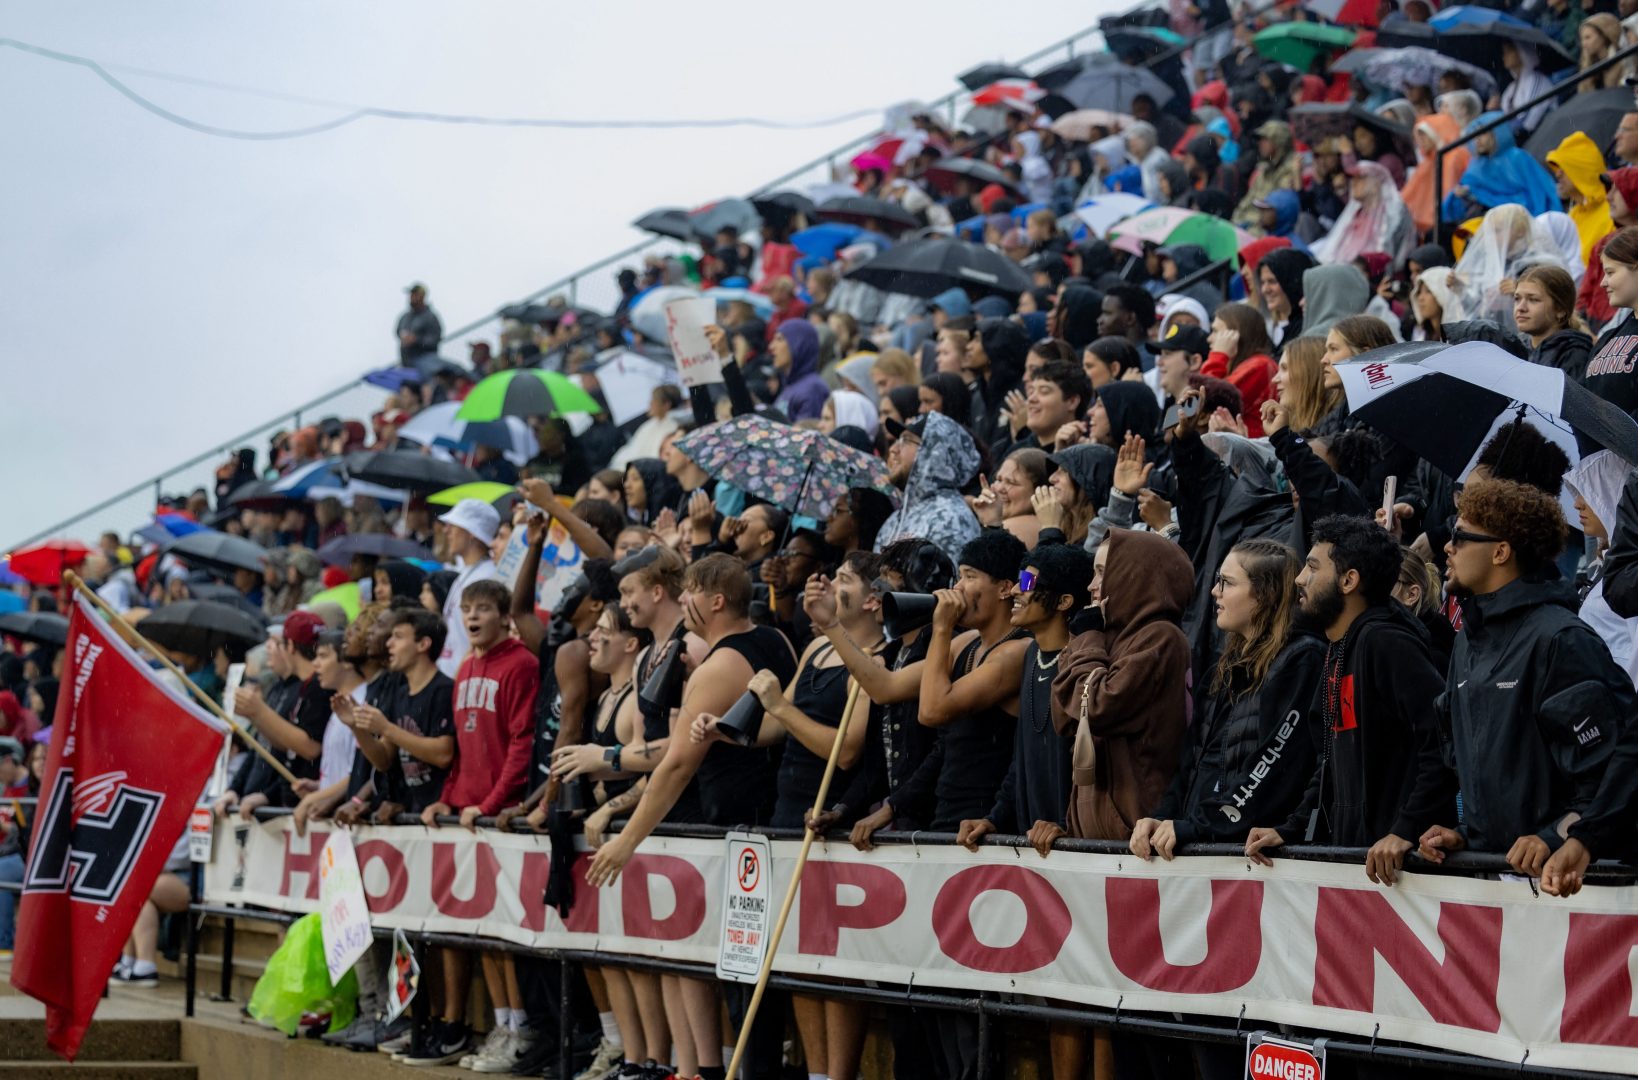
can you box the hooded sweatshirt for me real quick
[625,457,683,525]
[1159,243,1222,315]
[1056,284,1104,353]
[1299,264,1371,341]
[874,411,982,566]
[1050,530,1194,840]
[1258,189,1311,253]
[775,319,831,422]
[835,352,881,406]
[1260,248,1316,346]
[1546,131,1616,267]
[1530,327,1594,381]
[444,637,541,816]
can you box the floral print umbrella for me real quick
[673,414,897,520]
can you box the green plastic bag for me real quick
[246,912,359,1035]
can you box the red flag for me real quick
[10,593,227,1061]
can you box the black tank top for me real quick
[772,646,853,824]
[931,631,1025,830]
[589,682,637,804]
[698,625,798,827]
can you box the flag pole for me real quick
[62,571,300,787]
[724,678,862,1080]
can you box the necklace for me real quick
[1026,646,1061,733]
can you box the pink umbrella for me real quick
[850,151,894,175]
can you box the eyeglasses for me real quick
[1018,569,1038,594]
[1445,515,1503,547]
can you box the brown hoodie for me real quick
[1051,530,1194,840]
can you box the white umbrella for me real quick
[1074,194,1156,238]
[397,401,540,465]
[628,285,701,344]
[594,349,679,426]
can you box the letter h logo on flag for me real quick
[10,594,228,1062]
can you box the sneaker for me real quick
[391,1021,429,1062]
[460,1025,511,1070]
[335,1014,409,1052]
[379,1022,416,1057]
[467,1027,519,1073]
[321,1014,377,1048]
[111,968,159,989]
[573,1038,625,1080]
[402,1020,471,1067]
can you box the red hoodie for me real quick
[444,637,540,815]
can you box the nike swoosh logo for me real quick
[1574,717,1591,732]
[1457,680,1467,688]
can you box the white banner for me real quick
[204,820,1638,1075]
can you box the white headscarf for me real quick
[1536,211,1587,283]
[828,388,878,439]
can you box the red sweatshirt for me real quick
[444,637,540,816]
[1203,351,1278,437]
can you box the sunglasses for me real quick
[1445,515,1503,547]
[1018,569,1038,594]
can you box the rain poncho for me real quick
[1565,450,1638,687]
[874,411,982,566]
[827,388,878,440]
[1498,42,1554,135]
[1450,112,1562,218]
[1299,264,1371,341]
[1401,114,1470,236]
[1311,162,1412,267]
[1233,121,1302,229]
[774,319,831,422]
[1545,131,1615,267]
[1445,204,1569,325]
[1014,131,1055,205]
[1537,211,1588,284]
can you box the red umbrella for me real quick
[5,540,91,587]
[972,79,1046,108]
[1304,0,1381,26]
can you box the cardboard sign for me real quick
[188,806,214,863]
[716,831,772,984]
[664,296,723,389]
[385,928,420,1023]
[318,830,372,985]
[1246,1033,1325,1080]
[595,349,679,426]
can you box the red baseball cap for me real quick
[280,610,325,649]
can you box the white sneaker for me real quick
[468,1027,520,1073]
[574,1038,625,1080]
[459,1025,508,1069]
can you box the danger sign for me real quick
[716,832,771,984]
[1246,1034,1324,1080]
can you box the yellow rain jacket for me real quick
[1546,132,1614,266]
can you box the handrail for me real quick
[1433,41,1638,239]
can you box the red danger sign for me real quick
[736,846,760,892]
[1247,1041,1321,1080]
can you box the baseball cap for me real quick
[405,281,428,293]
[438,498,501,546]
[280,610,326,650]
[884,413,931,442]
[1145,323,1212,357]
[0,737,21,763]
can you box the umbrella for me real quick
[843,237,1034,298]
[497,301,601,327]
[1074,194,1157,238]
[1108,207,1253,264]
[750,191,817,230]
[0,612,69,647]
[850,151,895,176]
[307,581,361,622]
[0,594,25,615]
[704,286,775,318]
[164,531,269,576]
[1303,0,1381,25]
[138,600,266,656]
[1288,103,1414,162]
[1050,109,1135,142]
[1429,5,1533,31]
[183,583,269,620]
[815,196,922,234]
[316,533,435,568]
[1253,23,1358,70]
[1341,46,1498,100]
[1376,22,1575,75]
[4,540,90,586]
[1334,341,1638,481]
[792,222,865,260]
[397,402,539,463]
[627,284,702,343]
[404,354,470,381]
[269,458,347,499]
[918,157,1020,197]
[958,62,1028,91]
[1103,26,1186,63]
[341,449,480,495]
[672,415,897,520]
[456,369,600,422]
[971,79,1046,108]
[689,197,761,239]
[428,482,518,509]
[1525,87,1635,162]
[959,104,1012,136]
[362,366,426,392]
[1036,56,1175,113]
[633,207,700,243]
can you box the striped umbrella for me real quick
[455,370,600,422]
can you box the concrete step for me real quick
[180,1008,475,1079]
[0,1064,194,1079]
[0,1016,179,1062]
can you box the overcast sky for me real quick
[1,0,1115,548]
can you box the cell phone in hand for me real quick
[1381,476,1397,526]
[1179,395,1201,419]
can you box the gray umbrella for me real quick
[1525,87,1635,162]
[341,450,479,495]
[1035,54,1174,111]
[138,600,267,657]
[165,531,269,576]
[316,533,435,567]
[0,612,69,648]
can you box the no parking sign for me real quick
[716,832,771,983]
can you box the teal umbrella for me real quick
[455,369,600,422]
[1253,23,1358,69]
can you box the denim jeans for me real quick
[0,852,25,950]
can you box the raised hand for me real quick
[1112,434,1153,496]
[1031,485,1064,530]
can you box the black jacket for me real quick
[1268,428,1370,553]
[1585,314,1638,420]
[1433,577,1636,853]
[1156,632,1325,845]
[1600,469,1638,618]
[1529,328,1594,382]
[1276,603,1453,847]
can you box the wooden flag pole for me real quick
[724,678,863,1080]
[63,570,300,787]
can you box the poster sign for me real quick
[716,831,771,983]
[1245,1033,1325,1080]
[318,830,371,985]
[386,928,420,1023]
[188,806,214,863]
[664,296,723,388]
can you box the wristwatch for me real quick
[604,744,623,767]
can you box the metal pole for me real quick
[976,1005,992,1080]
[217,916,236,1002]
[184,901,198,1018]
[558,953,572,1080]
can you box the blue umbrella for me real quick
[270,458,346,498]
[0,593,25,615]
[1429,5,1530,30]
[363,366,424,392]
[705,286,775,318]
[135,512,207,547]
[791,223,863,259]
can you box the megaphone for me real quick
[639,639,687,719]
[713,691,766,747]
[882,592,938,639]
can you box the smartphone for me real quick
[1381,476,1398,526]
[1179,395,1202,419]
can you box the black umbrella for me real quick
[342,450,480,495]
[0,612,68,648]
[183,582,269,620]
[1103,27,1185,65]
[226,479,295,511]
[918,157,1020,197]
[498,302,602,327]
[750,191,818,231]
[138,600,267,657]
[1525,87,1634,162]
[633,207,699,242]
[405,354,471,382]
[690,198,761,239]
[844,237,1034,298]
[1288,103,1415,164]
[165,531,269,576]
[958,62,1028,91]
[1376,22,1575,76]
[316,533,436,568]
[815,196,922,235]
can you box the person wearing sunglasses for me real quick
[1410,479,1638,894]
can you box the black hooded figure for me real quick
[974,318,1030,446]
[1259,248,1317,348]
[623,458,683,526]
[1056,284,1106,354]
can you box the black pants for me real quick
[722,982,787,1080]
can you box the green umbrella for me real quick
[1108,207,1255,265]
[428,482,516,507]
[1253,23,1357,70]
[455,369,601,422]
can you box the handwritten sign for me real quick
[664,296,723,389]
[386,928,420,1023]
[715,831,771,984]
[495,512,584,615]
[318,830,372,985]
